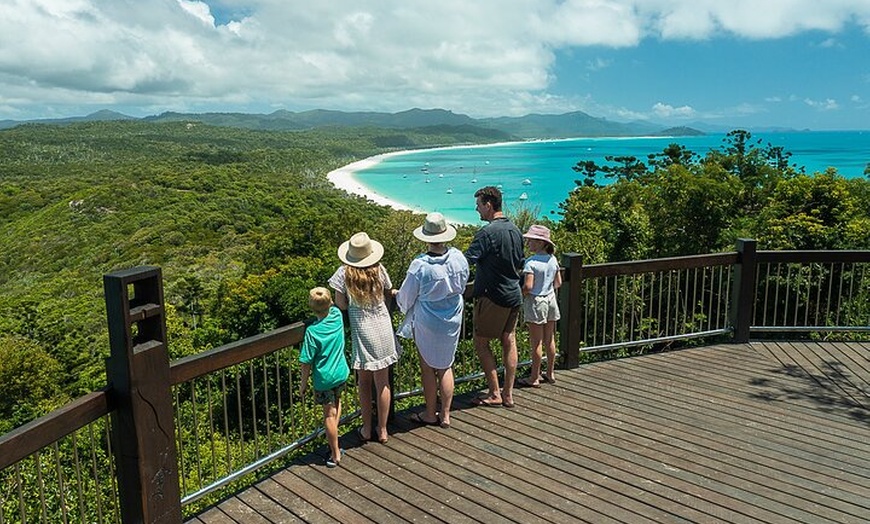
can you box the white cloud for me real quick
[177,0,215,27]
[645,0,870,40]
[804,98,840,110]
[652,102,696,118]
[0,1,869,120]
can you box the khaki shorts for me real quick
[523,292,561,324]
[473,296,520,339]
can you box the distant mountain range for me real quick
[0,107,708,139]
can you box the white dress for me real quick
[396,248,470,369]
[328,265,399,371]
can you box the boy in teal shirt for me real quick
[299,287,350,468]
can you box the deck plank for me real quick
[189,341,870,524]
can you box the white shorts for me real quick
[523,292,560,324]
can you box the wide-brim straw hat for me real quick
[523,224,555,247]
[413,212,457,243]
[337,232,384,268]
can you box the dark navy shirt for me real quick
[464,217,524,308]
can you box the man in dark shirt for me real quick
[465,186,524,408]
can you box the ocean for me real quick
[350,131,870,225]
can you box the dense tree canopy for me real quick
[0,121,484,425]
[555,129,870,262]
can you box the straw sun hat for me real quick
[337,232,384,268]
[523,224,555,248]
[413,212,456,243]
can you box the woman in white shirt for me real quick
[396,213,470,428]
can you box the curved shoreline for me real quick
[326,142,528,226]
[326,150,420,213]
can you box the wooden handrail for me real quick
[582,252,738,279]
[0,389,113,470]
[757,250,870,264]
[170,321,307,385]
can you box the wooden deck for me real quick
[188,341,869,523]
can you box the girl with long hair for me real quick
[329,232,399,444]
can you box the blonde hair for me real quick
[345,265,384,308]
[308,287,333,314]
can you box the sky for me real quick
[1,1,869,130]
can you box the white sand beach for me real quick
[326,141,527,225]
[326,151,419,212]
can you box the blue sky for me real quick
[1,1,869,130]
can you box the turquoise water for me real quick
[352,131,870,224]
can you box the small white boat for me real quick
[471,178,477,183]
[522,178,532,185]
[438,174,444,178]
[425,178,431,183]
[519,192,528,200]
[446,188,453,194]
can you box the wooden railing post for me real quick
[730,239,757,343]
[104,266,182,524]
[559,253,584,369]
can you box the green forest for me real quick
[2,122,869,434]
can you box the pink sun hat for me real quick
[523,224,555,248]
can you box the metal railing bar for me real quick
[579,329,732,353]
[750,325,870,333]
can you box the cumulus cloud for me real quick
[652,102,695,118]
[0,0,869,120]
[804,98,840,110]
[178,0,215,26]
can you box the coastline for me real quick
[326,150,420,213]
[326,141,527,225]
[327,131,870,225]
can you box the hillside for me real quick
[1,108,702,138]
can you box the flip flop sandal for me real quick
[471,396,502,408]
[409,412,440,425]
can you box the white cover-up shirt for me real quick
[396,247,470,369]
[523,253,559,296]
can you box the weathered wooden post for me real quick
[559,253,584,369]
[104,266,182,523]
[730,239,757,343]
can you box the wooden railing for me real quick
[3,239,870,523]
